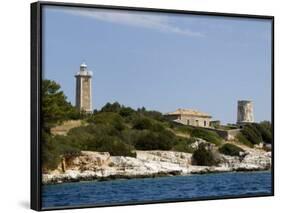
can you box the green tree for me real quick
[94,136,136,157]
[42,80,79,132]
[119,106,135,117]
[236,133,253,148]
[252,123,272,144]
[172,137,196,153]
[219,143,244,156]
[41,131,61,170]
[260,121,272,132]
[100,102,122,113]
[241,124,262,145]
[192,144,219,166]
[134,130,174,150]
[133,117,153,130]
[92,112,126,131]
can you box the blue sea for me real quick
[42,171,272,209]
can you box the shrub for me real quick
[236,133,254,148]
[172,137,195,153]
[53,135,81,156]
[66,120,138,157]
[42,132,82,171]
[192,144,219,166]
[85,114,95,123]
[252,123,272,144]
[42,132,61,170]
[191,128,222,146]
[260,121,272,132]
[241,124,262,145]
[174,126,193,135]
[151,122,165,132]
[168,122,176,129]
[100,102,121,113]
[67,124,121,151]
[141,110,165,122]
[42,80,82,132]
[67,126,95,150]
[92,112,125,131]
[134,130,174,150]
[157,130,176,148]
[133,117,153,130]
[119,107,135,117]
[94,136,136,157]
[219,143,244,156]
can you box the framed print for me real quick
[31,1,274,211]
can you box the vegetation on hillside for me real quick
[42,80,82,170]
[192,144,220,166]
[236,133,254,148]
[191,128,222,146]
[42,80,81,132]
[41,79,272,170]
[219,143,244,156]
[238,122,272,146]
[172,137,196,153]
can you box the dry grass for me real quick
[50,120,84,136]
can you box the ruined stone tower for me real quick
[75,62,93,113]
[237,100,254,124]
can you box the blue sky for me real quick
[42,6,272,124]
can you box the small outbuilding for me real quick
[165,108,212,127]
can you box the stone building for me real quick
[237,100,254,124]
[75,62,93,113]
[165,108,212,127]
[210,120,221,128]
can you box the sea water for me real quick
[42,171,272,208]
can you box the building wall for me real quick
[81,77,91,111]
[194,126,241,141]
[210,120,221,128]
[237,100,254,123]
[165,114,211,127]
[75,77,81,109]
[180,115,211,127]
[166,114,240,140]
[75,75,92,112]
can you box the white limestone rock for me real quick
[42,149,271,184]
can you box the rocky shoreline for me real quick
[43,148,271,184]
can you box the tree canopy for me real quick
[42,80,80,132]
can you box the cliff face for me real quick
[43,149,271,184]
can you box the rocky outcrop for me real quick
[219,149,271,171]
[43,148,271,184]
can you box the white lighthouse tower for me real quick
[75,62,93,113]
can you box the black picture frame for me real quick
[31,1,274,211]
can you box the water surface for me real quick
[42,171,272,208]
